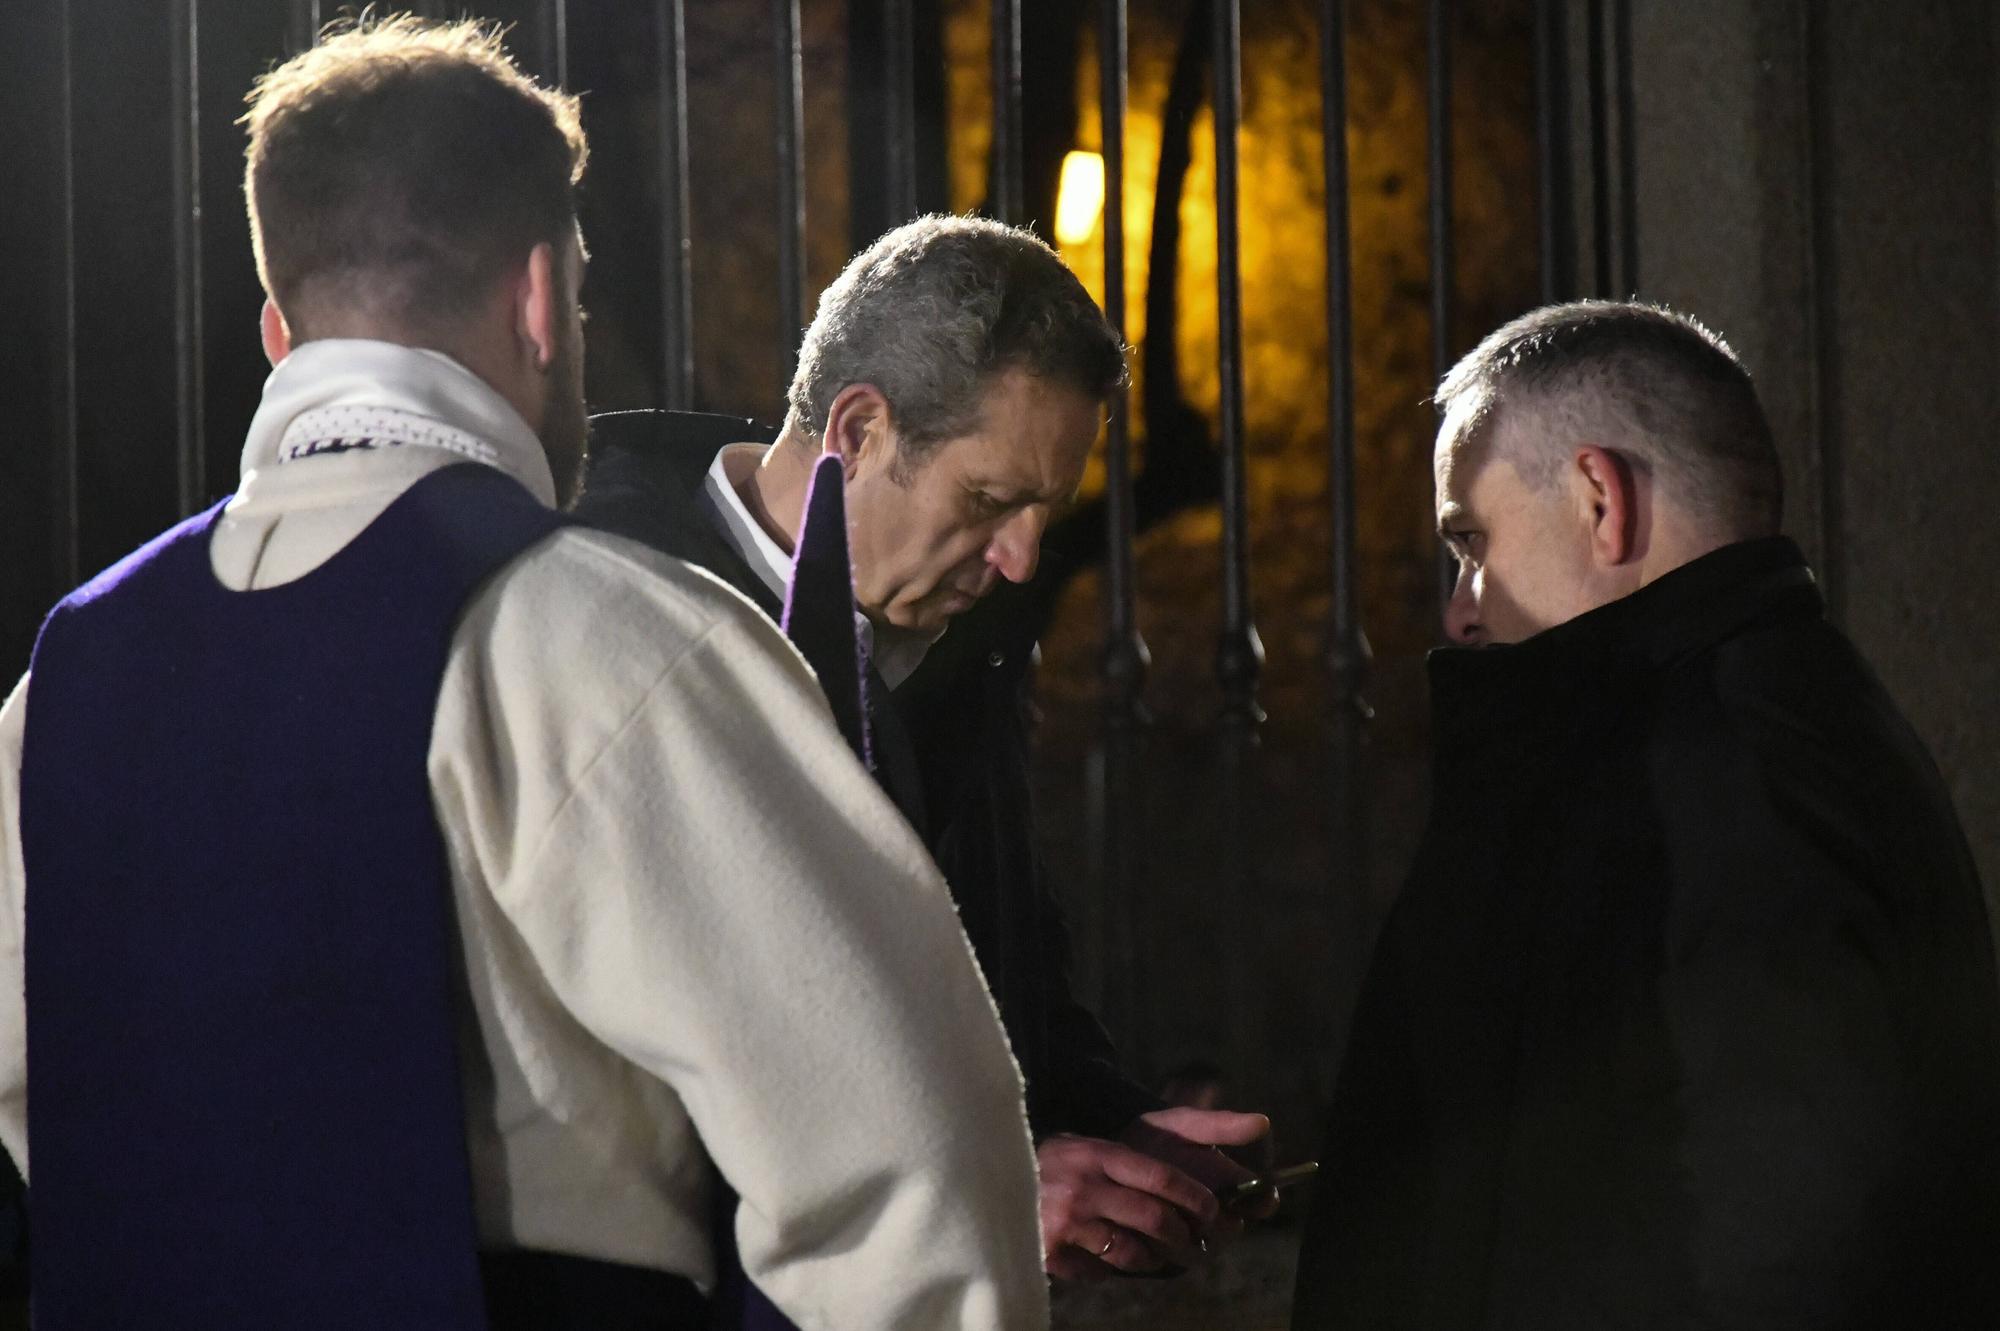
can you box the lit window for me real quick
[1055,151,1106,246]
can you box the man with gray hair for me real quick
[1292,300,2000,1328]
[581,214,1277,1287]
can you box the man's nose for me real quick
[1443,563,1485,645]
[985,508,1049,584]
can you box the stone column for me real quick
[1571,0,1999,890]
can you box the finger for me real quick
[1098,1146,1223,1229]
[1229,1185,1281,1222]
[1140,1106,1272,1147]
[1192,1152,1259,1193]
[1070,1220,1168,1275]
[1095,1185,1201,1266]
[1044,1246,1119,1283]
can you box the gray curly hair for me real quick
[785,215,1127,468]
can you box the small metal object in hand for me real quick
[1219,1160,1320,1206]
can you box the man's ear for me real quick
[1573,444,1638,566]
[515,241,559,371]
[820,383,894,480]
[260,299,292,367]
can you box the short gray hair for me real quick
[785,215,1127,465]
[1436,300,1783,537]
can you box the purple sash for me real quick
[710,456,865,1331]
[20,463,562,1328]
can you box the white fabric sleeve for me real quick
[436,534,1048,1331]
[0,674,29,1177]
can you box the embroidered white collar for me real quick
[238,339,556,506]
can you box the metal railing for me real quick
[0,0,1615,1103]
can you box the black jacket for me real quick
[577,411,1158,1141]
[1293,538,2000,1330]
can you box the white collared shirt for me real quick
[0,340,1047,1330]
[699,443,937,689]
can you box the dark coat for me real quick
[1293,537,2000,1330]
[577,410,1158,1142]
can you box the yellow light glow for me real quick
[1054,151,1106,246]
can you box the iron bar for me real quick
[288,0,322,53]
[56,0,79,589]
[1427,0,1454,606]
[1211,0,1263,1092]
[1093,0,1147,1068]
[1100,0,1142,719]
[655,0,694,410]
[542,0,569,88]
[1318,0,1371,1080]
[1803,0,1842,622]
[1212,0,1257,720]
[1426,0,1453,376]
[1612,0,1637,294]
[1533,0,1570,305]
[1321,0,1364,728]
[1089,715,1146,1061]
[883,0,918,224]
[1586,0,1612,296]
[990,0,1023,225]
[774,0,806,379]
[169,0,205,516]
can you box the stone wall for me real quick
[1609,0,1999,896]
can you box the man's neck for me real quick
[728,424,935,685]
[1635,507,1738,591]
[739,423,819,557]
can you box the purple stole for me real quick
[19,464,563,1328]
[709,456,866,1331]
[780,455,873,768]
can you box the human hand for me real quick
[1036,1133,1221,1281]
[1037,1107,1275,1281]
[1123,1106,1279,1231]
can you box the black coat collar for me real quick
[587,409,775,490]
[580,410,781,616]
[1427,537,1822,744]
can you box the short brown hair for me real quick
[242,15,587,339]
[787,215,1127,466]
[1436,300,1783,537]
